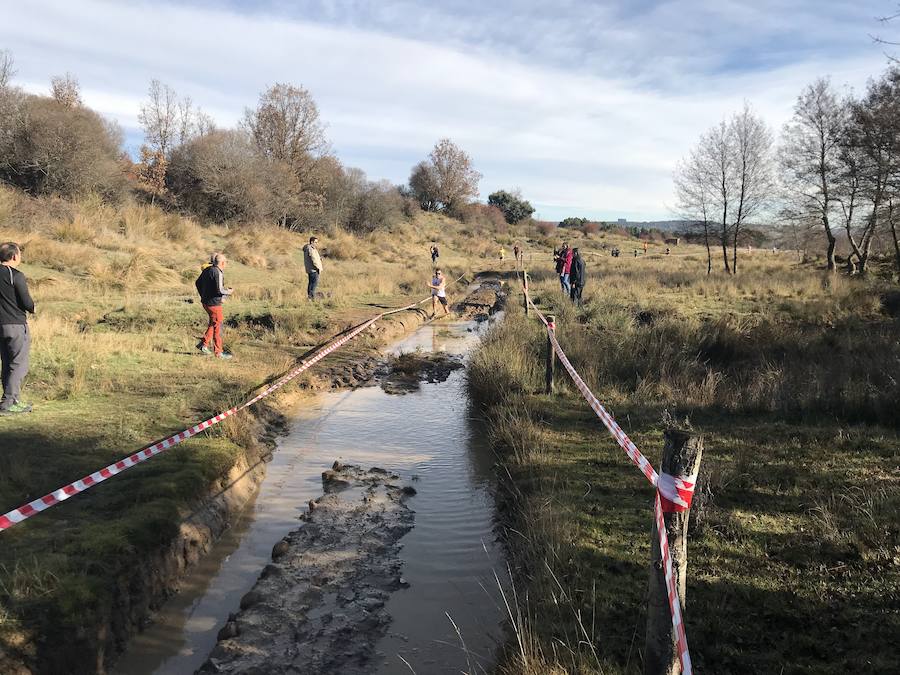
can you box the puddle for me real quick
[114,315,506,674]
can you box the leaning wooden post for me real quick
[644,429,703,675]
[545,314,556,394]
[523,270,530,316]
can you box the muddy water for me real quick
[115,317,506,675]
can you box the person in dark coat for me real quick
[569,248,586,306]
[195,253,234,359]
[0,242,35,415]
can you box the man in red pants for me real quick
[195,253,234,359]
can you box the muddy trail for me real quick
[198,465,416,674]
[115,278,507,675]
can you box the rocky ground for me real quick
[196,464,416,675]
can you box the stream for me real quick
[114,314,506,674]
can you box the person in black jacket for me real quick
[569,248,586,306]
[195,253,233,359]
[0,242,35,415]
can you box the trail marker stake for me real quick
[545,314,556,394]
[645,429,703,675]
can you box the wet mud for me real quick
[197,464,415,675]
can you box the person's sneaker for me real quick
[216,352,233,360]
[0,402,33,415]
[197,341,212,355]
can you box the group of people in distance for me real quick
[554,242,586,305]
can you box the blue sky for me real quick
[0,0,893,221]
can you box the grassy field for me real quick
[468,238,900,674]
[0,186,504,671]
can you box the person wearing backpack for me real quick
[195,253,233,359]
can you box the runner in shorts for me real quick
[429,269,450,316]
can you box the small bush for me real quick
[535,221,557,236]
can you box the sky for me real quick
[0,0,895,221]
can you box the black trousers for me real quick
[570,284,584,304]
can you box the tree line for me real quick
[675,66,900,275]
[0,48,520,235]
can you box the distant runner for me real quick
[430,244,440,265]
[499,247,506,262]
[428,269,450,316]
[0,242,35,415]
[195,253,234,360]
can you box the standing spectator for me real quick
[428,269,450,316]
[513,244,520,264]
[430,243,440,265]
[555,242,572,294]
[562,244,573,293]
[195,253,233,360]
[569,247,586,306]
[643,241,648,254]
[0,242,35,415]
[303,236,323,300]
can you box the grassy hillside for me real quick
[469,243,900,674]
[0,186,501,670]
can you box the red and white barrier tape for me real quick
[654,493,692,673]
[524,290,693,674]
[0,306,410,533]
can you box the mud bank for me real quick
[197,464,415,674]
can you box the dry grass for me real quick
[470,240,900,674]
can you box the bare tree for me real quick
[845,67,900,273]
[873,3,900,63]
[0,49,15,91]
[243,83,329,183]
[682,120,735,272]
[50,73,82,109]
[780,79,847,271]
[730,104,774,273]
[139,79,180,156]
[705,121,735,273]
[673,150,713,274]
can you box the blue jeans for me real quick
[559,273,570,294]
[307,271,320,299]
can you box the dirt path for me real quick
[196,464,415,674]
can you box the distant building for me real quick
[617,218,627,225]
[664,237,680,246]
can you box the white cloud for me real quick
[0,0,891,220]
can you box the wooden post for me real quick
[523,271,530,316]
[545,314,556,394]
[644,430,703,675]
